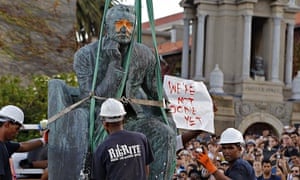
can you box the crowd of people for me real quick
[173,127,300,180]
[3,102,300,180]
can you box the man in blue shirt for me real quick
[195,128,257,180]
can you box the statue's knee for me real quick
[72,108,89,120]
[48,79,66,89]
[48,79,79,100]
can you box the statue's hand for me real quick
[103,39,122,67]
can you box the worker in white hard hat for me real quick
[0,105,47,180]
[19,119,49,180]
[92,98,154,180]
[194,128,257,180]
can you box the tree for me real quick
[75,0,120,45]
[0,74,78,141]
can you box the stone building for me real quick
[180,0,300,136]
[143,0,300,136]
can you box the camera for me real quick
[276,153,281,159]
[196,147,203,153]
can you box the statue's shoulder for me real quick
[134,42,151,49]
[73,42,99,73]
[76,41,99,54]
[133,42,154,55]
[74,41,99,63]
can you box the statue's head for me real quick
[254,56,264,71]
[105,5,136,44]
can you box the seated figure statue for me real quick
[251,56,265,80]
[47,4,176,180]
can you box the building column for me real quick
[194,13,206,81]
[288,0,296,6]
[271,17,281,82]
[181,16,191,79]
[190,18,197,78]
[242,15,252,80]
[170,29,177,43]
[285,22,295,88]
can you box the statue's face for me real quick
[112,18,134,44]
[255,59,264,71]
[106,5,136,44]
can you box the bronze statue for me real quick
[48,4,176,180]
[251,56,265,79]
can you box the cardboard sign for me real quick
[163,75,214,133]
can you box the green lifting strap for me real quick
[145,0,175,175]
[115,43,134,97]
[136,0,142,43]
[91,0,136,150]
[145,0,169,125]
[91,0,171,152]
[89,0,111,152]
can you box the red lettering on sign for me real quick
[177,97,194,105]
[184,84,195,95]
[167,81,181,94]
[184,115,202,126]
[168,104,197,115]
[167,81,196,96]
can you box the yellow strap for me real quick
[126,97,165,108]
[47,95,166,124]
[48,95,90,124]
[93,96,166,108]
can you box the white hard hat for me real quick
[0,105,24,125]
[219,128,244,145]
[99,98,126,122]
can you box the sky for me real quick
[122,0,183,22]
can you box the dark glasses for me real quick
[1,117,22,127]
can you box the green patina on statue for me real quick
[47,4,176,180]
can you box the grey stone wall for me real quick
[0,0,76,80]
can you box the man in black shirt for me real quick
[0,105,46,180]
[92,98,154,180]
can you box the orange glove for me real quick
[43,129,49,144]
[195,152,217,174]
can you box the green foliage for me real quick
[0,73,78,141]
[75,0,120,44]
